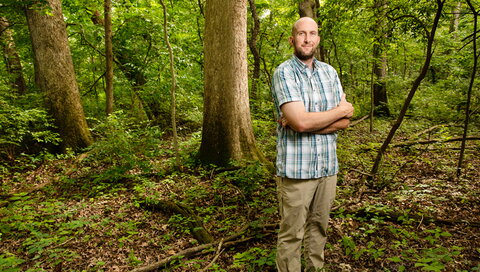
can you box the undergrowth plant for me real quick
[232,247,276,271]
[84,111,164,183]
[0,101,60,175]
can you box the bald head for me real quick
[291,17,318,36]
[289,17,320,64]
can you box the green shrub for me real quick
[0,101,60,161]
[85,111,164,182]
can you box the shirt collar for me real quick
[291,54,319,74]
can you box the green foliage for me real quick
[0,194,86,269]
[232,247,276,271]
[0,100,61,162]
[216,161,272,196]
[0,253,24,272]
[413,246,461,271]
[167,214,193,236]
[85,111,163,182]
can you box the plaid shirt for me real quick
[271,55,343,179]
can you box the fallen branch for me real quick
[393,136,480,147]
[349,114,369,127]
[130,223,277,272]
[199,240,225,272]
[412,124,461,138]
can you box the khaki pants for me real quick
[276,175,337,272]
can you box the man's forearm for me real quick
[312,118,350,134]
[280,95,354,133]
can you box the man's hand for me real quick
[277,115,289,128]
[338,94,354,118]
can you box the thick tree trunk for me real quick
[25,0,93,151]
[0,17,27,95]
[372,0,390,117]
[200,0,264,166]
[104,0,114,115]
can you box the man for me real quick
[271,17,354,271]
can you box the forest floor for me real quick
[0,119,479,272]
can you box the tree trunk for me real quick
[199,0,265,166]
[90,10,166,125]
[298,0,316,18]
[104,0,114,116]
[160,0,180,168]
[247,0,261,104]
[114,50,166,125]
[369,0,445,181]
[0,17,27,95]
[450,2,462,34]
[372,0,390,117]
[457,0,478,177]
[25,0,93,151]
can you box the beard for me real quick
[294,46,316,60]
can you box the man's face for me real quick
[289,19,320,61]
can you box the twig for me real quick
[199,239,225,272]
[350,115,369,127]
[417,214,424,229]
[351,168,373,177]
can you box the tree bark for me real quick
[104,0,114,116]
[25,0,93,151]
[369,0,445,181]
[0,17,27,95]
[199,0,265,166]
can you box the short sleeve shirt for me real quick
[271,55,344,179]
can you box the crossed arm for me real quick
[279,94,354,134]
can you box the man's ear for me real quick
[288,36,294,46]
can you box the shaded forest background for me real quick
[0,0,479,271]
